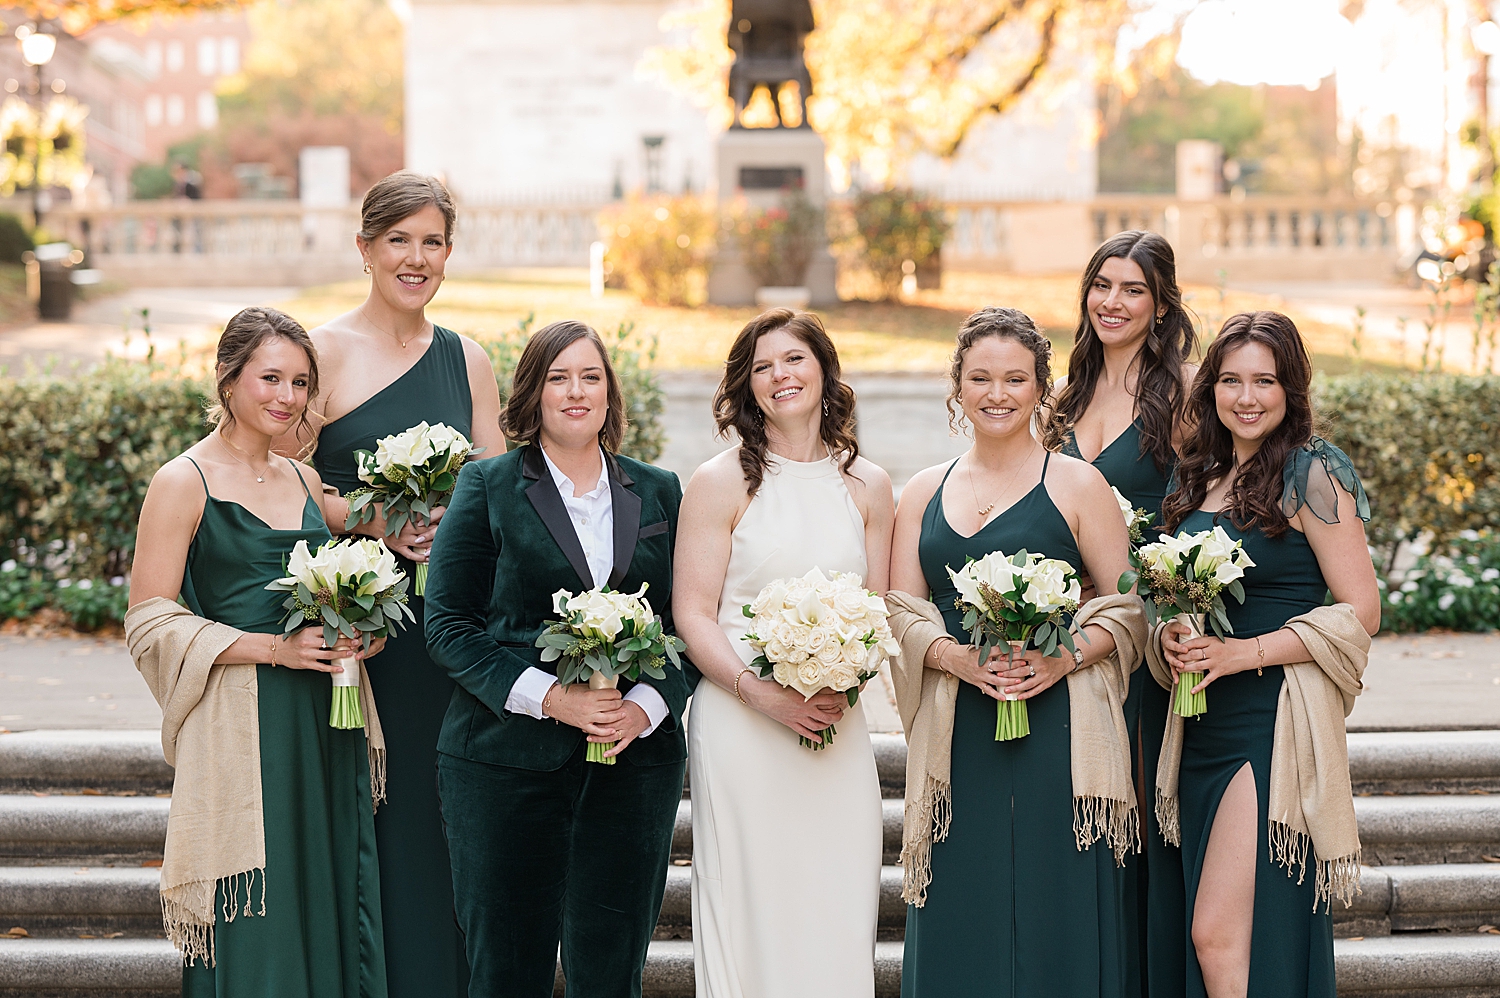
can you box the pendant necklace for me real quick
[217,431,271,484]
[361,305,418,349]
[969,442,1036,518]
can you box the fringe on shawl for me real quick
[163,867,266,968]
[1156,789,1181,847]
[1269,819,1361,912]
[369,745,387,809]
[899,774,951,908]
[1073,795,1140,865]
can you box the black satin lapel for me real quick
[609,472,643,589]
[525,475,594,591]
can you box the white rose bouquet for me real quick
[1117,524,1256,718]
[1112,486,1155,547]
[265,537,415,729]
[948,549,1082,741]
[534,584,686,765]
[740,567,901,751]
[344,421,478,596]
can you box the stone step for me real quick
[2,934,1495,997]
[0,732,172,795]
[0,865,164,936]
[1355,795,1500,866]
[1338,864,1500,937]
[0,795,168,861]
[1348,731,1500,795]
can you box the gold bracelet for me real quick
[734,668,753,704]
[1254,636,1265,677]
[268,634,278,667]
[542,683,560,722]
[930,638,954,673]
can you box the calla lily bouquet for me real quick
[948,550,1082,741]
[741,567,900,751]
[534,584,685,765]
[265,538,414,729]
[1112,486,1155,547]
[345,421,477,595]
[1117,524,1256,718]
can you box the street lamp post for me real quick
[16,23,56,230]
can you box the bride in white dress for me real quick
[674,309,893,998]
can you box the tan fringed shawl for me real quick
[1144,602,1369,910]
[887,590,1148,906]
[126,597,387,965]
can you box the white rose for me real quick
[826,664,860,691]
[795,660,826,698]
[805,627,830,654]
[815,641,841,665]
[772,659,799,687]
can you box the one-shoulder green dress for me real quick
[179,457,386,998]
[1173,439,1368,998]
[903,453,1127,998]
[314,326,473,998]
[1062,419,1182,998]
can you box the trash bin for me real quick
[29,242,78,321]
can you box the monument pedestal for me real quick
[708,128,838,308]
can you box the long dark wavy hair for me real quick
[714,309,859,497]
[1161,311,1315,539]
[947,306,1054,434]
[1042,231,1197,470]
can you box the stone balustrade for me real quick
[42,194,1412,288]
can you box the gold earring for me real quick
[363,261,371,275]
[225,389,232,400]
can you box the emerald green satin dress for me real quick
[179,457,386,998]
[903,453,1127,998]
[314,326,472,998]
[1062,420,1182,998]
[1173,439,1368,998]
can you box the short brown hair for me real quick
[500,320,626,453]
[208,307,319,443]
[713,308,859,497]
[947,306,1054,434]
[358,171,456,245]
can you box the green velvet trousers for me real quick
[437,746,684,998]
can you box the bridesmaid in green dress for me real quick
[1047,231,1198,998]
[892,307,1136,998]
[131,308,387,997]
[274,173,505,998]
[1157,312,1379,998]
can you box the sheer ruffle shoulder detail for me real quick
[1281,436,1370,525]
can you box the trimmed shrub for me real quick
[1316,373,1500,570]
[599,195,716,307]
[726,187,824,288]
[846,188,949,300]
[1380,529,1500,633]
[479,315,667,466]
[0,213,33,264]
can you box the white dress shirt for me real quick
[504,447,669,736]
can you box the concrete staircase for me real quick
[2,729,1498,997]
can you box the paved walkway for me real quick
[3,630,1493,736]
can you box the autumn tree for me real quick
[11,0,242,34]
[644,0,1138,185]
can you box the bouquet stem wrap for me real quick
[414,561,430,597]
[587,672,620,765]
[1172,613,1208,718]
[329,655,364,729]
[995,641,1031,741]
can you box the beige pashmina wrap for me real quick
[886,590,1148,906]
[126,596,386,965]
[1144,602,1368,910]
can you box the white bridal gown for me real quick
[688,451,882,998]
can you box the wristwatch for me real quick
[1071,646,1085,672]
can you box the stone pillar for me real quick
[708,128,838,307]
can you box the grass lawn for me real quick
[276,268,1394,374]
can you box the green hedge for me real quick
[1315,373,1500,570]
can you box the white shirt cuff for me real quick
[624,683,669,737]
[506,667,559,719]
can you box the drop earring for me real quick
[363,261,371,275]
[822,399,829,417]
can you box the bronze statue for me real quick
[728,0,814,128]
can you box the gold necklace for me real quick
[968,442,1037,518]
[361,306,421,350]
[216,431,272,484]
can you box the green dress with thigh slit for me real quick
[1062,419,1182,998]
[314,325,473,998]
[1172,438,1367,998]
[178,457,386,998]
[902,453,1128,998]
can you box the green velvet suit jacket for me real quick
[425,444,691,770]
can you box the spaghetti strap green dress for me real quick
[1063,419,1182,998]
[179,457,386,998]
[314,325,473,998]
[1173,439,1367,998]
[903,453,1127,998]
